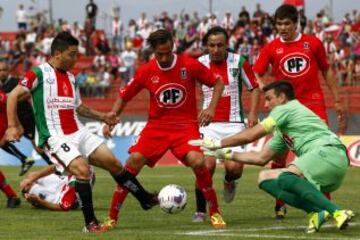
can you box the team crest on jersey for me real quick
[229,68,239,77]
[44,66,51,72]
[276,48,284,54]
[155,83,187,108]
[279,52,310,78]
[180,68,187,80]
[303,42,309,49]
[150,76,159,84]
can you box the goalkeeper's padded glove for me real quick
[188,138,222,150]
[203,148,233,160]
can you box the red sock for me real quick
[275,199,285,208]
[108,165,139,221]
[324,192,331,200]
[193,166,219,216]
[0,171,17,198]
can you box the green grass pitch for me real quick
[0,165,359,240]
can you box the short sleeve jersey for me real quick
[19,63,83,147]
[261,100,342,156]
[119,54,217,126]
[198,52,258,122]
[253,34,329,107]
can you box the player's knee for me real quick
[258,170,272,185]
[72,163,91,180]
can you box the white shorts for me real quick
[45,128,104,172]
[200,122,246,153]
[29,174,68,204]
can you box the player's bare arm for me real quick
[221,123,268,148]
[255,73,267,91]
[6,85,29,142]
[322,69,347,134]
[24,193,63,211]
[76,104,118,125]
[20,165,56,192]
[230,145,278,166]
[248,87,260,128]
[198,78,224,126]
[103,98,128,138]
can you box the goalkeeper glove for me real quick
[203,148,234,160]
[188,138,222,150]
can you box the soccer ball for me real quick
[158,184,187,214]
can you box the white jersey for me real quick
[29,174,76,208]
[198,52,258,122]
[20,63,83,147]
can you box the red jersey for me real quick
[0,89,7,132]
[253,34,329,108]
[119,54,217,126]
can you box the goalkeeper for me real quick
[189,80,354,234]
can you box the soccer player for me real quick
[0,79,22,205]
[193,26,260,222]
[6,32,158,233]
[21,165,95,211]
[102,29,226,230]
[190,80,354,234]
[252,4,347,218]
[0,61,52,176]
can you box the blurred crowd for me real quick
[0,1,359,99]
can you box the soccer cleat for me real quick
[7,197,21,208]
[101,217,117,231]
[83,220,108,233]
[141,192,159,210]
[192,212,206,223]
[223,180,236,203]
[274,205,287,219]
[306,210,330,234]
[210,213,226,229]
[333,210,354,230]
[19,158,35,176]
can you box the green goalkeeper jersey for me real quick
[260,100,343,156]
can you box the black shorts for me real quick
[19,113,35,140]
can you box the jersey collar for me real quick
[280,32,302,43]
[156,54,177,71]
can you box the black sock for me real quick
[75,179,96,225]
[224,173,238,183]
[195,187,206,213]
[2,142,27,164]
[113,170,150,205]
[40,153,53,165]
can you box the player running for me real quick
[190,80,354,234]
[102,29,226,230]
[252,4,346,218]
[193,26,260,222]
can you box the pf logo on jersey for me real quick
[155,83,187,108]
[280,52,310,78]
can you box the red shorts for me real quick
[0,123,6,139]
[129,123,202,167]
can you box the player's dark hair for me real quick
[50,31,79,56]
[202,26,229,46]
[274,4,298,23]
[147,29,173,49]
[263,80,295,100]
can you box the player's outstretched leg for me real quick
[271,157,287,219]
[223,161,243,204]
[0,170,21,208]
[193,184,207,223]
[2,142,35,176]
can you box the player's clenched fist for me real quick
[188,138,222,150]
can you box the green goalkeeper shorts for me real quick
[291,145,349,193]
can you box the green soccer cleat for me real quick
[306,210,330,234]
[333,210,354,230]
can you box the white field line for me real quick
[175,222,360,239]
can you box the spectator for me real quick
[16,4,28,30]
[222,12,235,35]
[112,16,124,50]
[120,41,137,84]
[137,12,148,30]
[85,0,98,31]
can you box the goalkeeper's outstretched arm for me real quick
[229,145,278,166]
